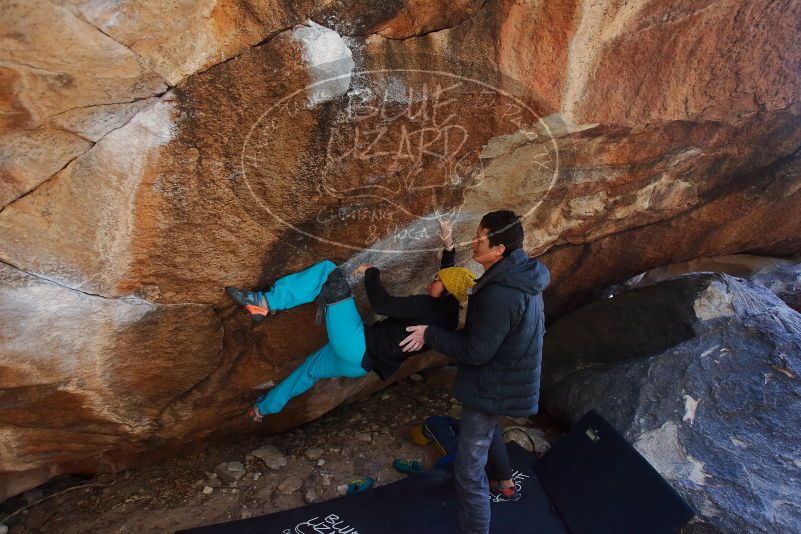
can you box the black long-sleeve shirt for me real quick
[362,248,458,380]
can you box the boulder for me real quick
[751,262,801,312]
[543,274,801,534]
[424,366,457,390]
[542,274,741,394]
[0,262,223,499]
[0,1,166,206]
[1,0,801,500]
[606,255,801,313]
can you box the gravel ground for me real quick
[0,366,719,534]
[0,367,562,533]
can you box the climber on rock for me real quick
[224,220,476,421]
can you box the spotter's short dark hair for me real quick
[480,210,523,257]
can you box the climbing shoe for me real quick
[247,393,268,422]
[345,477,373,495]
[225,287,269,321]
[392,459,424,475]
[247,405,264,423]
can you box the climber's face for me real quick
[428,274,445,298]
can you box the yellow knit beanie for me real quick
[436,267,476,303]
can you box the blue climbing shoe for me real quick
[346,477,373,495]
[393,459,424,475]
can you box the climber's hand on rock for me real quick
[352,263,373,276]
[400,325,428,352]
[438,219,454,249]
[247,406,263,423]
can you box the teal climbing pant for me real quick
[256,260,367,415]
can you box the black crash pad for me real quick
[178,442,566,534]
[534,410,695,534]
[179,410,694,534]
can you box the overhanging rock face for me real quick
[1,0,800,498]
[542,274,801,533]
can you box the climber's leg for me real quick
[325,297,368,373]
[225,260,338,321]
[250,263,367,417]
[263,260,338,311]
[255,340,365,415]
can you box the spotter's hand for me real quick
[400,325,428,352]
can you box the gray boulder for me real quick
[543,274,728,396]
[543,274,801,534]
[751,260,801,312]
[603,254,801,312]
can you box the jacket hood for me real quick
[475,249,550,295]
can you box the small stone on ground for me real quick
[277,477,304,495]
[249,445,288,470]
[304,447,324,460]
[214,462,245,483]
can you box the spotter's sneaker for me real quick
[489,480,521,502]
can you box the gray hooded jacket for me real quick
[425,249,550,416]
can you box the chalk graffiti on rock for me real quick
[240,62,561,252]
[320,81,479,211]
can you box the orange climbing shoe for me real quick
[225,287,270,321]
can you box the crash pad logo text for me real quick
[284,513,359,534]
